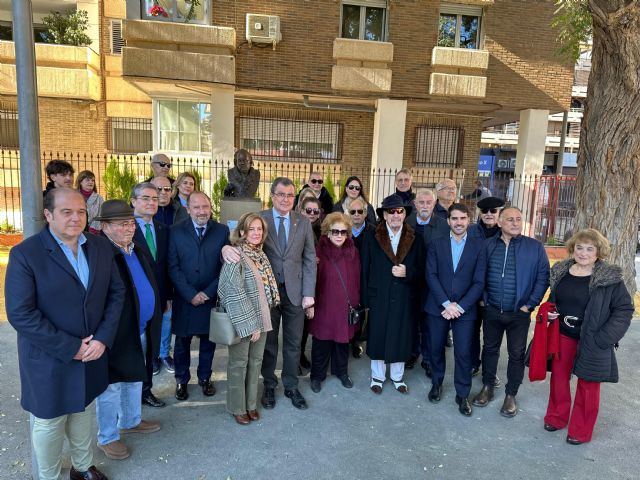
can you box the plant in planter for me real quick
[41,10,92,46]
[103,158,138,202]
[149,4,169,17]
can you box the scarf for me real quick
[80,189,93,201]
[240,243,280,307]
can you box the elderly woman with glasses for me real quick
[333,176,377,225]
[308,212,361,393]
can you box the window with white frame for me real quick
[438,4,482,49]
[340,0,387,42]
[156,100,212,153]
[141,0,209,24]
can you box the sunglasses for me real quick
[330,229,348,237]
[386,208,405,215]
[156,186,172,192]
[349,209,364,215]
[480,208,499,214]
[154,162,172,168]
[347,185,361,191]
[305,208,320,215]
[310,179,323,185]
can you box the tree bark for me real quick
[575,1,640,295]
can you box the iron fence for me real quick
[0,149,577,244]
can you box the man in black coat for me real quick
[151,176,188,226]
[294,171,334,215]
[168,192,230,401]
[95,200,162,460]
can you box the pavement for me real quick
[1,319,640,480]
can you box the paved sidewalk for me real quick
[1,320,639,480]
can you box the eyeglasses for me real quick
[138,195,159,202]
[305,208,320,215]
[110,220,136,229]
[273,192,295,199]
[386,208,405,215]
[310,179,323,185]
[349,209,364,215]
[156,186,172,192]
[347,185,361,191]
[153,162,172,168]
[438,186,456,192]
[330,229,348,237]
[480,208,499,214]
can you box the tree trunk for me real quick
[575,1,640,295]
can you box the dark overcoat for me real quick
[360,222,425,363]
[5,228,124,419]
[168,219,230,336]
[549,259,633,383]
[134,220,172,306]
[310,235,361,343]
[107,239,162,384]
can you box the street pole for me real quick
[13,0,44,238]
[557,110,568,175]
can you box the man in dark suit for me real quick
[131,182,171,407]
[151,175,188,226]
[222,177,317,410]
[5,188,124,480]
[168,191,229,401]
[425,203,486,416]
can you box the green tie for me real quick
[144,223,157,260]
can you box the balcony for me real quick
[0,41,100,101]
[331,38,393,94]
[429,46,488,98]
[121,20,236,97]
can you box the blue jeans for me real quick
[96,382,142,445]
[159,307,173,358]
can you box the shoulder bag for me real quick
[328,257,366,326]
[209,261,244,346]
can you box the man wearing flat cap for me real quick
[360,194,425,394]
[95,200,163,461]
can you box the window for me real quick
[341,1,387,42]
[414,126,464,167]
[0,22,49,43]
[109,118,152,153]
[238,117,343,163]
[156,100,211,153]
[0,108,19,148]
[141,0,209,24]
[438,4,482,49]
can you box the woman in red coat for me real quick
[309,212,361,393]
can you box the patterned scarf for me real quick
[240,243,280,307]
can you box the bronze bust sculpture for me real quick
[224,149,260,198]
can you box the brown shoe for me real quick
[97,440,130,460]
[247,410,260,421]
[500,394,518,418]
[233,413,251,425]
[472,385,494,407]
[70,465,109,480]
[120,419,161,435]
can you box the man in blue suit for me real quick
[6,188,124,480]
[425,203,486,416]
[168,191,230,401]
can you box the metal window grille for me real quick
[108,117,152,153]
[111,20,124,54]
[414,126,464,167]
[0,109,19,148]
[237,117,343,163]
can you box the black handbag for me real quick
[328,257,366,326]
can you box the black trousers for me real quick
[481,305,531,396]
[470,305,484,370]
[310,337,349,381]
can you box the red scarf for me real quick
[528,301,560,381]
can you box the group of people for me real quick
[5,158,634,480]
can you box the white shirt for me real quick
[386,223,403,255]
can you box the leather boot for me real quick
[500,394,518,418]
[472,385,494,407]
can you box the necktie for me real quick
[197,226,205,241]
[277,216,287,252]
[144,223,156,260]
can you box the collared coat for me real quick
[134,220,172,306]
[5,227,124,419]
[168,219,230,336]
[360,222,425,363]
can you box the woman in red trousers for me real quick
[544,229,633,444]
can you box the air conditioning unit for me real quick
[246,14,282,49]
[497,159,509,169]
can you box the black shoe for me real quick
[70,465,108,480]
[152,358,161,376]
[472,385,494,407]
[566,435,586,445]
[428,384,443,403]
[175,383,189,401]
[261,387,276,409]
[300,354,311,370]
[405,353,419,370]
[422,361,433,379]
[544,423,559,432]
[284,389,308,410]
[338,375,353,389]
[455,395,472,416]
[160,356,175,374]
[351,342,363,359]
[199,379,216,396]
[446,331,453,348]
[142,392,166,408]
[500,394,518,418]
[310,379,322,393]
